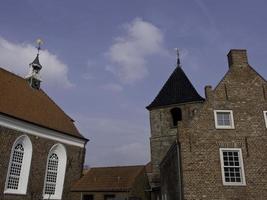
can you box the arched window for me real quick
[5,135,32,194]
[170,107,182,127]
[43,143,67,199]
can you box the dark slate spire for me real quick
[147,62,204,110]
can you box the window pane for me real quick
[44,153,59,195]
[217,112,231,126]
[7,144,24,190]
[222,150,243,184]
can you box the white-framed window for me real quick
[43,143,67,200]
[219,148,246,186]
[4,135,32,195]
[214,110,235,129]
[263,111,267,128]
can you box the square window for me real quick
[219,148,246,186]
[214,110,235,129]
[263,111,267,128]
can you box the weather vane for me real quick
[174,48,181,67]
[36,38,44,55]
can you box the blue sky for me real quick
[0,0,267,167]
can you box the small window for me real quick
[214,110,234,129]
[219,148,246,186]
[264,111,267,128]
[83,194,94,200]
[104,194,115,200]
[170,107,182,127]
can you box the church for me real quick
[0,44,88,200]
[147,49,267,200]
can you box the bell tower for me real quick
[147,49,204,199]
[25,39,44,89]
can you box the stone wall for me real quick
[149,102,203,187]
[0,126,85,200]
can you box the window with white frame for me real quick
[7,143,24,190]
[5,135,32,194]
[264,111,267,128]
[43,143,67,200]
[219,148,246,186]
[44,153,59,195]
[214,110,235,129]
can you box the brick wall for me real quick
[71,191,129,200]
[149,102,203,187]
[0,126,85,200]
[160,142,181,200]
[177,50,267,199]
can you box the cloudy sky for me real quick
[0,0,267,167]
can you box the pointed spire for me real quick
[30,54,42,72]
[175,48,181,68]
[146,53,204,110]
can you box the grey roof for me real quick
[147,66,204,110]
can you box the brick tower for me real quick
[146,53,204,199]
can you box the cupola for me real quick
[25,39,43,89]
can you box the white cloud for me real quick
[0,37,73,88]
[107,18,167,84]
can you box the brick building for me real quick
[0,53,88,199]
[146,53,204,200]
[148,49,267,199]
[71,165,150,200]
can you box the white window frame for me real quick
[263,111,267,128]
[219,148,246,186]
[4,135,32,195]
[214,110,235,129]
[43,143,67,200]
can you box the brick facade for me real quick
[0,126,85,200]
[160,142,181,200]
[149,102,202,188]
[151,49,267,199]
[177,50,267,199]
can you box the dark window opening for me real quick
[83,195,94,200]
[104,194,116,200]
[171,107,182,127]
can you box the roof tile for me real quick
[0,67,86,139]
[72,165,145,192]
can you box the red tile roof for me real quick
[72,165,145,192]
[0,67,86,139]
